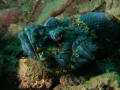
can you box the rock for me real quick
[2,24,22,40]
[0,8,19,26]
[18,58,53,89]
[53,72,120,90]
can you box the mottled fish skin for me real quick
[18,14,96,70]
[18,12,120,70]
[80,12,120,56]
[24,25,46,49]
[79,12,120,41]
[18,30,36,59]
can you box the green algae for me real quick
[36,0,68,24]
[0,28,23,90]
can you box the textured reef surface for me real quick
[0,0,120,90]
[18,12,120,89]
[54,72,120,90]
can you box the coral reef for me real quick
[1,0,120,90]
[0,7,19,26]
[105,0,120,22]
[4,24,23,37]
[56,0,106,19]
[0,0,108,27]
[36,0,72,24]
[0,0,120,27]
[53,72,120,90]
[18,58,53,89]
[60,74,86,86]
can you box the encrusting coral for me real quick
[18,58,53,89]
[54,72,120,90]
[18,12,120,89]
[0,7,19,26]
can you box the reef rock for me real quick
[0,8,19,26]
[53,72,120,90]
[18,58,53,89]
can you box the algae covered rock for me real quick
[18,58,53,90]
[53,72,120,90]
